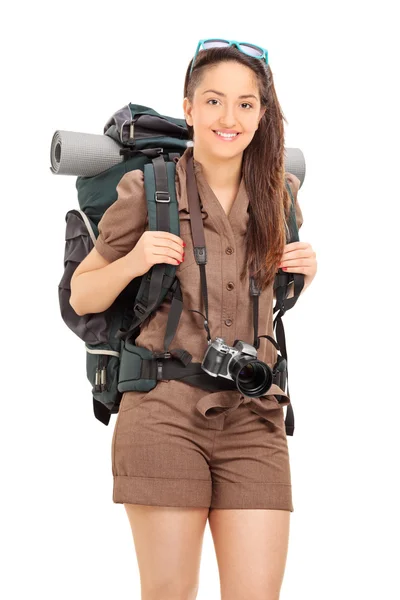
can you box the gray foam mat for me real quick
[49,129,305,186]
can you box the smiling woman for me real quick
[182,47,293,294]
[110,41,312,600]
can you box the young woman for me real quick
[71,39,317,600]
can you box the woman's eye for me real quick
[207,99,252,109]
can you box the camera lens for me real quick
[239,363,255,383]
[230,356,273,397]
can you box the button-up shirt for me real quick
[95,146,303,420]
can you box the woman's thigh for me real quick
[124,503,209,598]
[208,508,291,600]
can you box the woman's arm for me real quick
[70,169,148,315]
[70,248,142,316]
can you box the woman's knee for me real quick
[141,580,199,600]
[124,504,208,600]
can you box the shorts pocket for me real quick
[120,391,149,413]
[119,385,159,414]
[150,381,196,425]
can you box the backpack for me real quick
[57,103,304,433]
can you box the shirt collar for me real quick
[175,146,250,233]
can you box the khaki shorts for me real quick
[112,379,293,511]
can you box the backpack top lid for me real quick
[103,103,189,146]
[76,104,193,227]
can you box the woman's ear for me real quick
[183,97,193,126]
[258,106,266,123]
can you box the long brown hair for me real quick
[183,45,292,292]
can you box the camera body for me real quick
[202,338,254,378]
[201,337,273,397]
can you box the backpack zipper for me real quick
[100,354,108,392]
[87,347,119,394]
[94,353,109,393]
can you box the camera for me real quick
[201,337,273,397]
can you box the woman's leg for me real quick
[208,508,291,600]
[124,503,209,600]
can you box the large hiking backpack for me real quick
[57,103,303,431]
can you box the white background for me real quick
[2,1,399,598]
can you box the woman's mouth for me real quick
[212,130,241,142]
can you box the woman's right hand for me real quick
[126,230,185,278]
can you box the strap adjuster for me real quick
[154,354,172,380]
[153,351,171,359]
[156,359,163,380]
[134,301,147,315]
[155,191,170,203]
[274,300,286,316]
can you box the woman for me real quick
[72,39,317,600]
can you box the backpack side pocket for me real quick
[58,209,110,343]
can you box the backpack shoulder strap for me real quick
[117,154,179,342]
[272,177,305,435]
[274,178,305,314]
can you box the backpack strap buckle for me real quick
[155,191,170,203]
[153,353,171,381]
[156,360,164,380]
[152,349,193,380]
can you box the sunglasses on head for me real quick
[189,38,269,75]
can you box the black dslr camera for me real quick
[201,337,274,397]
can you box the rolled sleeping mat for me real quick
[49,129,306,186]
[49,130,124,177]
[285,147,306,187]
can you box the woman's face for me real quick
[183,60,266,162]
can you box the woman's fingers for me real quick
[280,258,312,268]
[279,242,315,266]
[284,241,309,252]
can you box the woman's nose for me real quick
[219,116,237,128]
[218,107,237,128]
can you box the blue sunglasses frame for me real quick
[189,38,269,76]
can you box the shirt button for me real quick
[226,282,235,291]
[225,247,234,255]
[225,319,233,326]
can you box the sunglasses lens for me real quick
[203,39,230,49]
[239,43,264,58]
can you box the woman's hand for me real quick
[126,230,185,278]
[278,241,317,291]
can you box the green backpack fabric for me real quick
[58,103,301,429]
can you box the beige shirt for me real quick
[95,146,303,417]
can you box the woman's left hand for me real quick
[278,241,317,290]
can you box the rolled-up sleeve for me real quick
[285,172,303,230]
[95,169,148,262]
